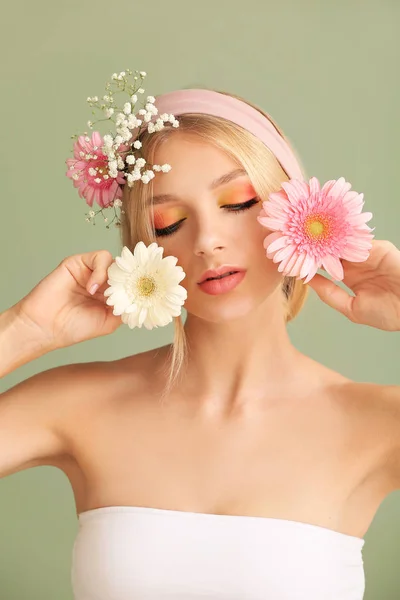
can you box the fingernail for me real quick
[89,283,99,295]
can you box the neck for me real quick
[173,293,309,418]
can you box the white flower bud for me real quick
[136,158,146,168]
[123,102,132,115]
[161,164,171,172]
[133,140,142,149]
[130,94,138,104]
[114,198,123,207]
[126,155,136,165]
[139,71,147,77]
[145,103,158,114]
[141,175,150,184]
[146,96,155,104]
[138,88,145,94]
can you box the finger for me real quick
[80,250,114,295]
[307,273,355,321]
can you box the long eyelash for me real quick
[154,197,260,237]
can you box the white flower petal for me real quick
[124,303,139,314]
[133,241,149,265]
[138,306,148,327]
[115,256,134,273]
[107,262,129,282]
[120,246,136,268]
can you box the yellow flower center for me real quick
[304,214,330,240]
[137,275,156,297]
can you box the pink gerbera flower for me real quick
[66,131,127,208]
[257,176,375,284]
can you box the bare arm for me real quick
[0,306,55,378]
[0,307,87,479]
[0,249,121,480]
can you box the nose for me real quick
[193,213,226,257]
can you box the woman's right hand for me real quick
[13,250,123,350]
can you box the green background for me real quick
[1,0,399,598]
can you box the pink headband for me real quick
[153,89,304,181]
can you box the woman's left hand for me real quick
[307,240,400,331]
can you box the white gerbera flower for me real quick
[104,242,187,330]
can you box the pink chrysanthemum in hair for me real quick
[257,177,375,284]
[66,131,127,208]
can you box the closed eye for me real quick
[154,197,260,237]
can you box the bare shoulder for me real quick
[50,344,170,427]
[327,378,400,490]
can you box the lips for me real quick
[205,271,238,281]
[198,266,244,284]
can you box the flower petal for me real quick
[321,254,344,281]
[265,235,290,255]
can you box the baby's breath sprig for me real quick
[66,69,179,228]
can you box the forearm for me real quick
[0,307,53,378]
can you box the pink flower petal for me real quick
[92,131,103,148]
[282,249,301,276]
[262,231,284,250]
[300,254,318,280]
[346,212,373,226]
[321,254,344,281]
[289,252,307,277]
[303,258,320,283]
[277,245,298,273]
[85,185,96,207]
[308,176,321,197]
[258,217,286,231]
[265,235,290,255]
[273,244,295,263]
[281,180,305,205]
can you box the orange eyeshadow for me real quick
[152,181,256,228]
[217,182,256,205]
[153,207,187,229]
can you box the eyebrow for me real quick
[151,167,248,206]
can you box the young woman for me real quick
[1,72,400,599]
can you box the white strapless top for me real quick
[71,505,365,600]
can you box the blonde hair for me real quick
[119,90,309,398]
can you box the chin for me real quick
[185,287,277,324]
